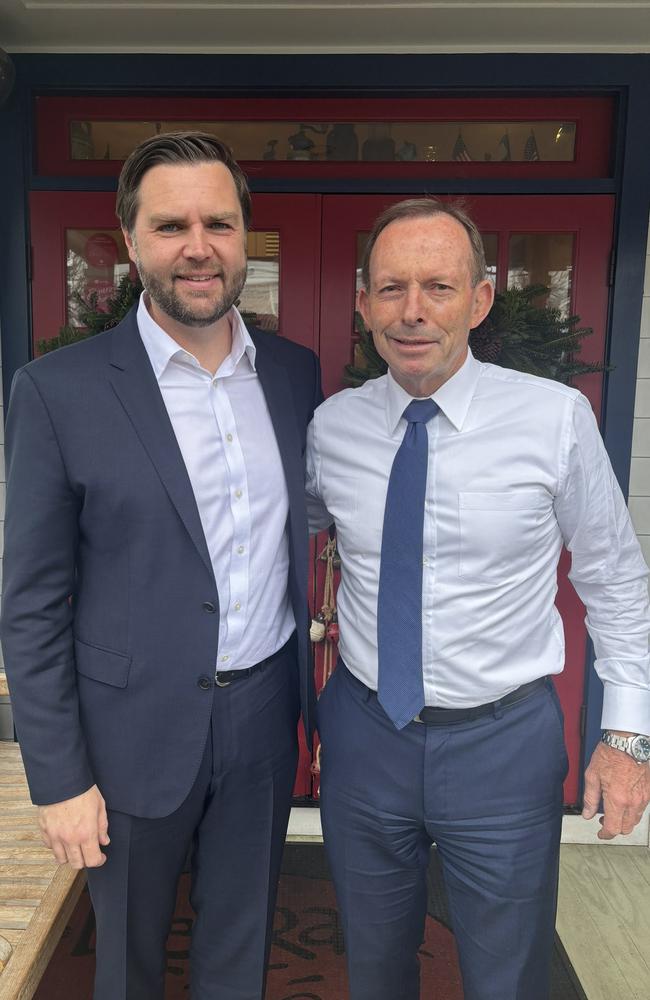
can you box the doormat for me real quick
[34,843,586,999]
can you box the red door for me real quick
[29,191,614,804]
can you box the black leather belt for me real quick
[215,634,294,688]
[413,676,547,725]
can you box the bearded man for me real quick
[1,132,321,1000]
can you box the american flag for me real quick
[524,130,540,161]
[452,131,472,162]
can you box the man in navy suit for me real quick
[1,132,321,999]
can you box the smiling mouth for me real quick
[391,337,436,346]
[176,273,221,283]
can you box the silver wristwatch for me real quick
[601,730,650,763]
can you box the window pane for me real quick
[482,233,498,284]
[65,228,281,333]
[239,231,280,332]
[66,229,130,326]
[70,120,576,163]
[507,233,574,315]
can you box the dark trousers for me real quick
[86,639,300,1000]
[318,663,568,1000]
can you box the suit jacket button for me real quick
[198,676,213,690]
[202,601,216,613]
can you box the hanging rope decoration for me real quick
[310,536,339,686]
[310,536,340,794]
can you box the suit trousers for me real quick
[318,662,569,1000]
[86,637,300,1000]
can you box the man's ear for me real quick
[357,286,371,331]
[470,279,495,330]
[122,228,137,266]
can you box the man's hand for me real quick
[38,784,110,869]
[582,741,650,840]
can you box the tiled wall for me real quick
[628,230,650,566]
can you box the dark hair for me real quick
[116,131,252,233]
[360,197,487,289]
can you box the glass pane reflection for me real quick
[70,119,576,163]
[66,229,130,326]
[238,231,280,332]
[507,233,574,315]
[65,228,281,333]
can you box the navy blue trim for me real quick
[0,85,32,406]
[3,52,650,788]
[29,176,619,195]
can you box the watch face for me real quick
[631,736,650,763]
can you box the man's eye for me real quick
[158,224,179,233]
[209,221,232,230]
[378,285,400,294]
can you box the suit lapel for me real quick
[107,312,214,580]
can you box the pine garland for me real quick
[344,284,606,387]
[37,275,143,355]
[40,278,606,390]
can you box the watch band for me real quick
[601,730,650,763]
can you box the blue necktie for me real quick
[377,398,439,729]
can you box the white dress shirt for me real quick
[306,350,650,732]
[137,294,294,672]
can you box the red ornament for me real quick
[326,621,339,642]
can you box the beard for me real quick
[135,254,248,329]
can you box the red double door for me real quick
[30,191,614,804]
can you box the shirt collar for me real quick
[136,292,257,380]
[384,349,482,434]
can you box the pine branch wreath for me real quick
[37,275,143,355]
[344,284,607,387]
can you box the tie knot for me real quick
[403,398,438,425]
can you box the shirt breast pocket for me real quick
[458,489,551,582]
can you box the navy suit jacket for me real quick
[1,308,322,817]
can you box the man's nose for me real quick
[183,226,212,260]
[401,285,426,325]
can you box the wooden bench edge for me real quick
[0,867,86,1000]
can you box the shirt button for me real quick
[235,489,243,499]
[237,545,245,554]
[226,433,233,442]
[197,675,212,690]
[202,601,216,613]
[233,600,241,611]
[220,654,230,663]
[423,556,429,566]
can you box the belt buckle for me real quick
[215,676,232,688]
[413,713,424,724]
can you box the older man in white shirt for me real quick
[306,197,650,1000]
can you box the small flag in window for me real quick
[452,131,472,162]
[498,132,511,161]
[524,130,540,161]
